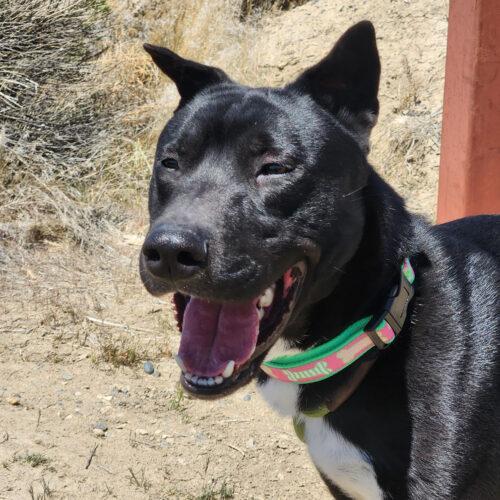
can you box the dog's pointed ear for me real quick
[143,44,230,106]
[289,21,380,151]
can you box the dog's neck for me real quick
[291,169,413,348]
[269,169,414,411]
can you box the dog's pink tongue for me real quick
[178,298,259,377]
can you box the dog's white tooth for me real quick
[207,377,215,386]
[197,378,207,386]
[191,375,198,383]
[257,307,264,320]
[222,360,235,378]
[184,373,192,381]
[174,355,186,372]
[259,286,275,308]
[214,376,223,384]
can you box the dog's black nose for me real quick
[142,224,208,280]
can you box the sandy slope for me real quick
[0,1,448,498]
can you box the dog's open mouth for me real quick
[173,262,306,397]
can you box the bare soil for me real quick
[0,1,448,498]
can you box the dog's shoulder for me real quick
[431,214,500,258]
[412,214,500,304]
[409,214,500,370]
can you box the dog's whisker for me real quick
[332,266,346,274]
[342,186,365,198]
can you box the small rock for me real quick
[62,372,73,381]
[246,438,255,448]
[94,420,108,432]
[243,393,252,401]
[143,361,154,374]
[136,428,148,435]
[93,428,105,437]
[154,429,161,435]
[74,391,82,397]
[195,431,207,442]
[6,396,20,406]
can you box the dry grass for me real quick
[22,453,51,468]
[96,341,141,367]
[0,0,263,264]
[241,0,308,19]
[28,478,53,500]
[371,55,441,213]
[196,479,235,500]
[0,0,122,249]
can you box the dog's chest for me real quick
[258,342,383,499]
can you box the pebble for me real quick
[94,420,108,432]
[136,428,148,435]
[143,361,154,374]
[97,394,113,402]
[93,428,105,437]
[246,438,255,448]
[62,372,73,381]
[243,393,252,401]
[194,431,207,442]
[6,396,20,406]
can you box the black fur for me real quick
[141,21,500,499]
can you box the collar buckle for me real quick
[365,265,415,349]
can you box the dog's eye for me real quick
[258,163,291,176]
[161,157,179,170]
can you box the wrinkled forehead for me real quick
[161,86,315,156]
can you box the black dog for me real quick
[140,21,500,499]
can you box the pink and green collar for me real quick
[261,259,415,384]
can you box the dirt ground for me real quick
[0,1,449,498]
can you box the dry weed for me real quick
[0,0,262,262]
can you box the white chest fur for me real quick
[257,341,383,500]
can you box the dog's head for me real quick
[140,21,380,397]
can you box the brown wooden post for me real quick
[437,0,500,223]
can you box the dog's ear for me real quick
[289,21,380,151]
[143,44,230,107]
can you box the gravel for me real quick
[143,361,154,374]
